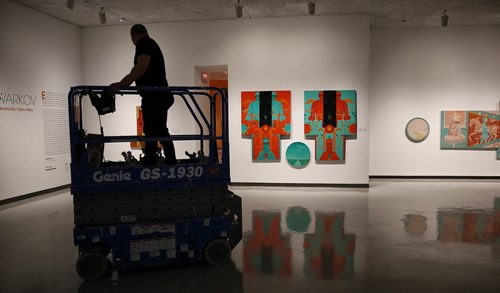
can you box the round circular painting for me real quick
[286,142,311,169]
[405,117,430,143]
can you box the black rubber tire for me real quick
[204,239,231,266]
[76,252,110,281]
[92,243,111,256]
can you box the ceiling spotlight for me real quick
[99,6,106,24]
[441,9,448,27]
[235,0,243,18]
[308,1,315,15]
[66,0,75,10]
[120,17,125,22]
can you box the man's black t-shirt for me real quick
[134,36,169,87]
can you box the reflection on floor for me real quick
[303,212,356,280]
[368,180,500,292]
[1,180,499,292]
[244,210,292,276]
[437,198,499,246]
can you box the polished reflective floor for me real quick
[0,180,499,292]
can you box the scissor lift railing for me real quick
[68,86,231,194]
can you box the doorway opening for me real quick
[194,65,228,160]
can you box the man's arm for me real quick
[110,54,150,92]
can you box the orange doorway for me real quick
[195,65,228,159]
[210,79,228,151]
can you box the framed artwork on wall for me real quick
[286,142,310,169]
[440,109,499,159]
[405,117,430,143]
[304,90,357,163]
[241,91,291,162]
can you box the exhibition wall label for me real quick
[0,91,38,112]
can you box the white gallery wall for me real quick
[81,15,371,185]
[1,3,498,202]
[0,1,82,200]
[370,26,500,176]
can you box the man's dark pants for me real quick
[141,92,176,164]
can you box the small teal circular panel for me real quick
[286,142,311,169]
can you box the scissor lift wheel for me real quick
[204,239,231,266]
[76,252,110,281]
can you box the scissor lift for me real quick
[68,86,242,280]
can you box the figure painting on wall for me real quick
[304,90,357,163]
[442,111,467,148]
[241,91,291,162]
[441,109,499,158]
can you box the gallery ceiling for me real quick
[10,0,500,28]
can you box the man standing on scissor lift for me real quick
[111,24,176,165]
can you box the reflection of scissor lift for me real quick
[68,86,242,280]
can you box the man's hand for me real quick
[110,82,123,94]
[110,55,149,94]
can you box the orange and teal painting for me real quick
[304,90,357,162]
[241,91,291,162]
[440,110,499,158]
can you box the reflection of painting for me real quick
[437,199,500,246]
[405,117,430,143]
[241,91,291,162]
[304,212,355,279]
[440,110,499,154]
[402,214,428,235]
[438,209,498,244]
[304,90,357,163]
[243,210,292,275]
[131,106,144,150]
[286,142,310,169]
[286,206,311,233]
